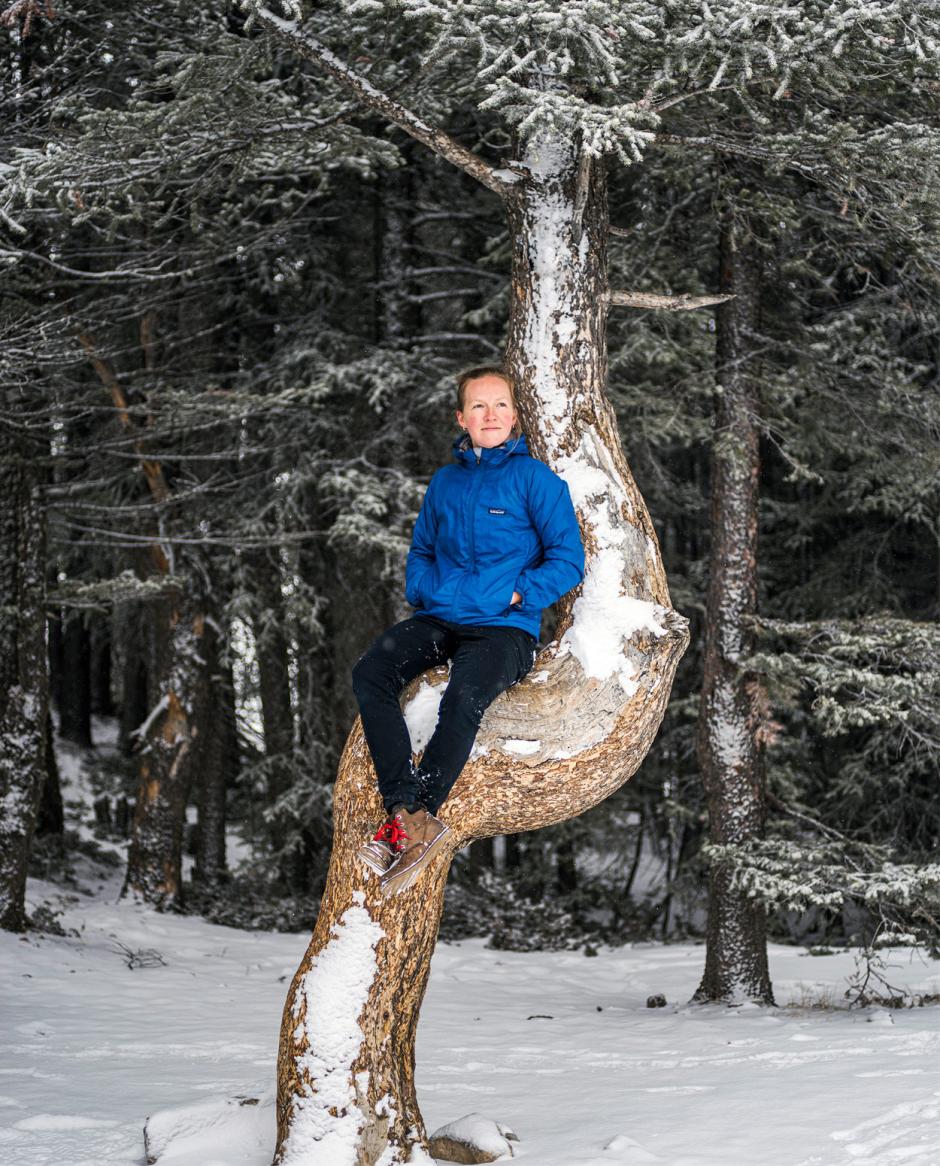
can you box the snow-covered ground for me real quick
[4,865,940,1166]
[6,733,940,1166]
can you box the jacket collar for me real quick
[452,431,528,469]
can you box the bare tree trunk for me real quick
[122,585,210,909]
[58,610,92,747]
[272,131,689,1166]
[251,549,295,804]
[118,606,150,756]
[375,142,421,347]
[693,199,774,1005]
[193,622,234,887]
[90,614,114,717]
[624,809,645,898]
[0,403,49,932]
[36,711,64,839]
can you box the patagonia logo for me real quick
[488,507,506,515]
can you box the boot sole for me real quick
[380,824,451,898]
[357,846,394,877]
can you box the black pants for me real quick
[351,615,537,815]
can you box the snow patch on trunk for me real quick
[557,438,666,688]
[519,136,666,691]
[502,738,541,755]
[281,892,384,1166]
[563,565,666,691]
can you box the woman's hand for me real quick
[510,591,522,606]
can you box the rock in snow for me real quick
[429,1113,519,1163]
[142,1092,274,1164]
[603,1133,661,1160]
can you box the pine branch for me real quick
[653,132,841,185]
[253,7,518,201]
[0,248,195,282]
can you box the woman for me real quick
[351,366,584,897]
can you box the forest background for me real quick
[2,0,940,1005]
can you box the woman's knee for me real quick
[438,682,500,728]
[351,650,398,701]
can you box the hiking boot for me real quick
[379,806,451,898]
[357,816,409,876]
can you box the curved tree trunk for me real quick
[693,199,774,1005]
[272,132,689,1166]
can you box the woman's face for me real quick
[456,375,517,448]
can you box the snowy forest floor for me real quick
[6,872,940,1166]
[4,741,940,1166]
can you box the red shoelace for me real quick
[373,819,409,853]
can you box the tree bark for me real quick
[58,610,93,747]
[272,130,689,1166]
[0,402,49,932]
[36,710,64,839]
[693,198,774,1005]
[118,614,150,757]
[90,614,115,717]
[193,626,235,887]
[251,549,295,804]
[122,585,211,909]
[375,143,421,347]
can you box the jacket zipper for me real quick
[450,457,483,621]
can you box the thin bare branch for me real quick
[254,6,518,201]
[607,290,734,311]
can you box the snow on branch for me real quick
[46,571,191,611]
[480,82,659,166]
[249,6,517,200]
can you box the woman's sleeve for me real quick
[405,477,438,608]
[515,467,585,610]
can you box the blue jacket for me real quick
[405,433,585,639]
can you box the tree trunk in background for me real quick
[0,403,49,932]
[36,711,64,839]
[273,132,689,1166]
[48,614,63,719]
[58,610,93,747]
[122,585,211,909]
[90,615,114,717]
[693,199,774,1005]
[251,549,295,805]
[376,142,421,347]
[118,609,150,757]
[294,487,341,892]
[468,837,495,874]
[193,624,235,887]
[556,834,578,893]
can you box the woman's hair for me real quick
[456,365,522,438]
